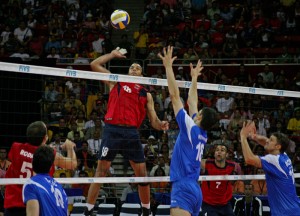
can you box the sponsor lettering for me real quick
[66,70,77,77]
[184,81,192,88]
[149,78,157,85]
[218,85,225,91]
[109,74,119,81]
[249,87,256,94]
[277,90,284,96]
[19,65,30,72]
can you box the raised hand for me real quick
[61,139,76,151]
[240,121,256,138]
[158,46,177,68]
[111,47,127,58]
[190,60,204,79]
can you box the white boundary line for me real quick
[1,62,300,97]
[1,174,300,185]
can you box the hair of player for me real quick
[26,121,47,146]
[272,132,290,153]
[200,107,218,131]
[32,145,55,174]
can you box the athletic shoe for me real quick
[84,208,94,216]
[141,207,152,216]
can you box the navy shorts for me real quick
[170,178,202,216]
[97,124,145,162]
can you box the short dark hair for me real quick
[214,144,229,152]
[33,146,55,174]
[272,132,290,153]
[200,107,218,131]
[26,121,47,146]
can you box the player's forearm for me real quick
[252,134,267,147]
[90,52,114,72]
[187,75,198,108]
[240,135,258,166]
[150,116,163,131]
[165,66,180,99]
[65,148,77,170]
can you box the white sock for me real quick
[141,203,150,209]
[86,203,94,211]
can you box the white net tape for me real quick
[2,174,300,185]
[1,62,300,97]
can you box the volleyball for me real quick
[110,9,130,29]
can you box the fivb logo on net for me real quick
[109,74,119,81]
[66,69,77,77]
[218,84,226,91]
[19,65,30,73]
[149,78,157,85]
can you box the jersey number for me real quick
[53,188,65,209]
[196,143,204,162]
[20,162,32,178]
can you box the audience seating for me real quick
[262,205,271,216]
[119,203,141,216]
[70,202,87,216]
[156,204,170,216]
[96,203,116,216]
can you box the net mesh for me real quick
[0,61,300,215]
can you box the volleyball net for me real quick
[1,61,300,188]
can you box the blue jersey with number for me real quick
[170,108,207,182]
[260,153,300,216]
[22,174,68,216]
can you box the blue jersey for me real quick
[170,108,207,182]
[260,153,300,216]
[22,174,68,216]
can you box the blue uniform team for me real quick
[241,121,300,216]
[159,46,218,216]
[260,153,300,215]
[22,145,68,216]
[23,174,68,216]
[170,108,208,216]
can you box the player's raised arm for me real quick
[240,121,262,168]
[54,139,77,170]
[188,60,204,118]
[90,48,126,88]
[158,46,182,116]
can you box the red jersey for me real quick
[104,82,148,128]
[202,159,235,205]
[4,142,55,209]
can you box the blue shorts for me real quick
[97,124,145,162]
[170,178,202,216]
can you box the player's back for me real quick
[170,109,207,182]
[5,142,40,208]
[261,153,300,215]
[23,174,68,216]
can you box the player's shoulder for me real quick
[10,142,27,151]
[11,142,23,147]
